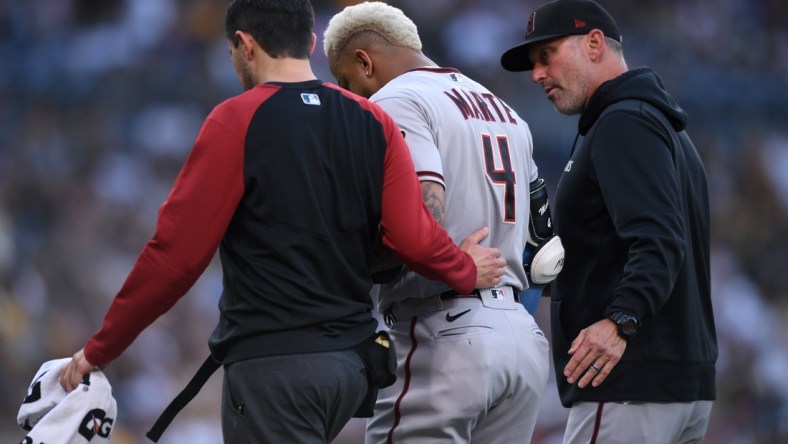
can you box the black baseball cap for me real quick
[500,0,621,72]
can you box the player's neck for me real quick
[402,52,439,73]
[373,48,440,87]
[254,57,318,84]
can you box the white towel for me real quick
[18,358,118,444]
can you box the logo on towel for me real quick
[78,409,114,441]
[22,379,43,405]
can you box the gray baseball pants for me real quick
[367,289,550,443]
[563,400,713,444]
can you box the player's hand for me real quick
[59,348,96,392]
[459,227,505,289]
[564,319,626,388]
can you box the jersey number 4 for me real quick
[482,134,516,223]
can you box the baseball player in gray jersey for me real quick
[324,3,564,443]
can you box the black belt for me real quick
[439,289,482,300]
[440,289,520,302]
[441,288,519,303]
[384,289,483,327]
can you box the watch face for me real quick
[609,312,638,337]
[608,312,639,338]
[621,319,637,335]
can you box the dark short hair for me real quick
[225,0,314,59]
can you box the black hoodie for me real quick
[551,67,717,407]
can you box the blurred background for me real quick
[1,0,786,442]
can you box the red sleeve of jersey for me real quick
[377,113,476,294]
[84,112,245,368]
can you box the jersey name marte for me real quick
[443,86,519,125]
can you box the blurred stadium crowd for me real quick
[1,0,786,443]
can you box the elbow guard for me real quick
[524,179,564,285]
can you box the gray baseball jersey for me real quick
[372,67,537,312]
[366,68,548,443]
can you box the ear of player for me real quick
[525,178,564,285]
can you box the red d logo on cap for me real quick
[526,11,536,34]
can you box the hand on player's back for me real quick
[460,227,506,289]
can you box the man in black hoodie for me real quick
[500,0,717,442]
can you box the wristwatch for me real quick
[606,312,640,339]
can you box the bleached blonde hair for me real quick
[323,1,422,57]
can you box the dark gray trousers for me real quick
[222,350,368,443]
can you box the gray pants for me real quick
[222,350,368,444]
[367,293,550,443]
[563,400,713,444]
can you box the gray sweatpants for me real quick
[222,350,368,444]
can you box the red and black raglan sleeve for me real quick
[83,101,248,368]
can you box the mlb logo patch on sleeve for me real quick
[301,93,321,105]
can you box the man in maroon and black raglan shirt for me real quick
[58,1,506,442]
